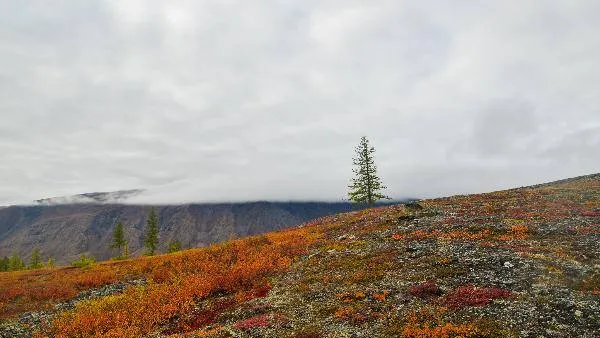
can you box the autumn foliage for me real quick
[399,307,480,338]
[0,227,319,337]
[233,313,287,330]
[408,281,442,299]
[443,285,512,310]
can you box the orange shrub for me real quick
[41,226,321,337]
[334,306,369,324]
[499,225,529,241]
[337,291,366,303]
[400,307,480,338]
[373,290,391,301]
[402,321,479,338]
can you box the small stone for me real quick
[575,310,582,317]
[504,261,514,268]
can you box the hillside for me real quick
[0,202,367,264]
[0,174,599,337]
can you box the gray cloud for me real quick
[470,99,537,156]
[0,0,599,205]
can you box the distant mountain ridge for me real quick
[0,200,387,264]
[33,189,144,205]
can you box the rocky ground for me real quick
[179,174,599,337]
[1,174,599,337]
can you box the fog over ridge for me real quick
[0,1,599,205]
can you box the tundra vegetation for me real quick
[0,174,598,337]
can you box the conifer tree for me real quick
[0,256,8,272]
[168,240,182,253]
[8,252,25,271]
[348,136,389,206]
[47,257,56,268]
[72,254,95,268]
[28,248,43,269]
[111,220,128,259]
[144,207,159,255]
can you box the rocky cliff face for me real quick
[0,202,366,264]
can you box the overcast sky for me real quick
[1,1,599,205]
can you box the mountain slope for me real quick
[0,174,598,337]
[0,202,367,264]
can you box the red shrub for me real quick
[444,285,512,310]
[409,281,442,298]
[581,211,600,217]
[233,313,286,330]
[164,297,237,334]
[247,280,272,299]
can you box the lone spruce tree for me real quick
[111,220,128,259]
[28,248,43,269]
[144,207,159,255]
[348,136,389,206]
